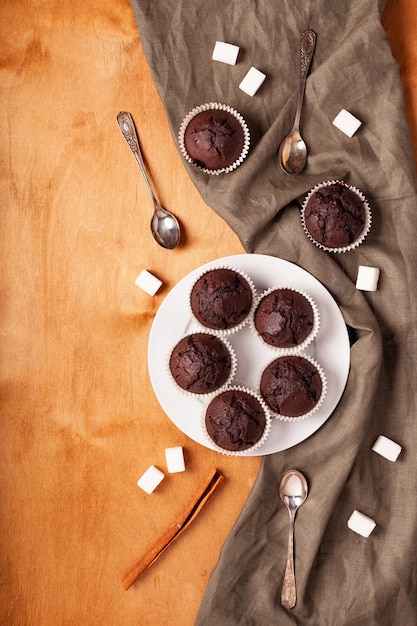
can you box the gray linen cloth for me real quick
[129,0,417,623]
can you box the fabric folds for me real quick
[129,0,417,623]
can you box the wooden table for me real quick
[0,1,415,623]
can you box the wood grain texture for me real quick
[0,1,415,624]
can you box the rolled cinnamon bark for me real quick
[122,468,224,590]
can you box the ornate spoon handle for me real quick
[281,512,297,609]
[116,111,158,206]
[293,29,316,130]
[300,29,316,80]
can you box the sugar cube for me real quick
[137,465,165,494]
[347,510,376,538]
[135,269,162,296]
[332,109,362,137]
[165,446,185,473]
[372,435,402,462]
[356,265,380,291]
[212,41,240,65]
[239,67,266,96]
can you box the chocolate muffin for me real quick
[303,181,367,249]
[183,108,245,171]
[169,333,232,394]
[254,288,315,348]
[205,388,267,452]
[260,355,323,418]
[190,268,253,331]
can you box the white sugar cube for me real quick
[212,41,240,65]
[137,465,165,494]
[356,266,380,291]
[372,435,402,462]
[239,66,266,96]
[135,269,162,296]
[165,446,185,473]
[347,510,376,538]
[333,109,362,137]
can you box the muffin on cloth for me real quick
[178,102,250,175]
[190,267,255,333]
[253,287,319,351]
[204,387,270,453]
[301,180,371,252]
[260,355,326,419]
[169,333,235,395]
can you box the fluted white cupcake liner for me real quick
[189,265,257,336]
[250,286,320,355]
[258,354,327,422]
[301,179,372,253]
[166,332,237,399]
[200,385,272,456]
[178,102,250,175]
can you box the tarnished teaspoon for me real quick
[279,30,317,175]
[279,469,309,609]
[117,111,181,249]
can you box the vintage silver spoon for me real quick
[117,111,181,249]
[279,469,309,609]
[279,30,317,175]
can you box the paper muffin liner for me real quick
[166,332,237,399]
[189,265,257,336]
[258,354,327,422]
[200,385,272,456]
[178,102,250,175]
[300,180,372,253]
[250,286,320,355]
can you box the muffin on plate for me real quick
[190,267,254,333]
[253,287,319,351]
[204,387,270,453]
[301,180,371,252]
[169,333,235,395]
[260,355,325,419]
[178,102,250,175]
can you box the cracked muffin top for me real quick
[183,109,245,170]
[190,268,253,331]
[169,333,232,394]
[260,355,323,418]
[303,181,366,249]
[254,288,315,348]
[205,388,267,451]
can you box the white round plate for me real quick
[148,254,350,456]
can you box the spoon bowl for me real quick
[279,129,308,175]
[151,205,181,250]
[117,111,181,250]
[279,469,309,609]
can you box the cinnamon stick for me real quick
[122,468,224,590]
